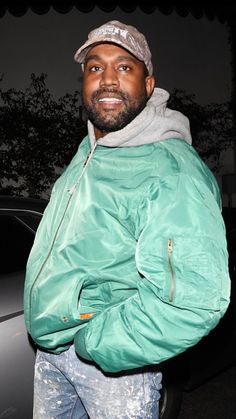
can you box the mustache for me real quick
[91,88,129,102]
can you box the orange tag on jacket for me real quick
[80,313,93,319]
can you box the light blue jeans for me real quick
[33,345,162,418]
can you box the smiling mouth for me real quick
[98,97,123,104]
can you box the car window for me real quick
[14,213,42,233]
[0,214,39,275]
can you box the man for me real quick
[24,20,230,418]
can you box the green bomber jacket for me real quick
[24,88,230,372]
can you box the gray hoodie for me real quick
[88,87,192,148]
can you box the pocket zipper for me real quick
[168,239,175,302]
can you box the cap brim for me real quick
[74,36,142,64]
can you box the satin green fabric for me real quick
[24,137,230,372]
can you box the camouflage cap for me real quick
[74,20,153,75]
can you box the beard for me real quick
[82,88,148,133]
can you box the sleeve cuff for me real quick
[74,326,92,361]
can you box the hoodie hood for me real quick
[88,87,192,148]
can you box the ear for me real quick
[145,75,155,98]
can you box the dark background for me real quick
[0,3,235,418]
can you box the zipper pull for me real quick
[83,142,97,168]
[168,239,173,255]
[70,143,97,195]
[69,184,76,195]
[83,150,91,167]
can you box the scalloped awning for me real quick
[0,2,235,23]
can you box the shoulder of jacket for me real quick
[152,139,215,181]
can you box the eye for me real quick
[90,65,103,72]
[118,64,131,72]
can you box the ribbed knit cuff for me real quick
[74,326,92,361]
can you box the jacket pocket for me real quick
[163,237,224,310]
[137,236,225,311]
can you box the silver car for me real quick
[0,196,47,419]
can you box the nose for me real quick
[99,66,119,88]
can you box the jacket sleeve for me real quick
[74,173,231,372]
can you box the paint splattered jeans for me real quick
[33,345,162,418]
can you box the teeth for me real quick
[98,98,122,102]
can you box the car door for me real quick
[0,202,44,419]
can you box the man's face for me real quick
[82,43,155,138]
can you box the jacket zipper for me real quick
[28,142,97,332]
[167,239,175,302]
